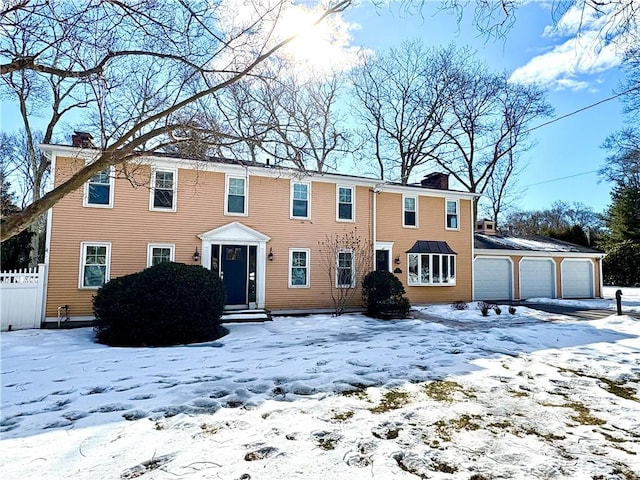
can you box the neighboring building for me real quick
[474,219,605,301]
[40,142,478,324]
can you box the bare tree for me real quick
[318,228,372,316]
[0,0,352,242]
[351,41,460,183]
[429,66,552,221]
[481,149,524,228]
[217,60,352,172]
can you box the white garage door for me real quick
[474,258,512,300]
[520,259,555,299]
[562,260,594,298]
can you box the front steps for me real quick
[220,309,272,323]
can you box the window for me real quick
[403,195,417,227]
[337,185,354,221]
[291,181,310,219]
[408,253,456,286]
[226,176,247,215]
[79,242,111,288]
[147,244,175,267]
[150,169,176,211]
[84,167,113,207]
[289,249,310,288]
[336,250,354,288]
[446,199,459,229]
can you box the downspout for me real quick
[372,187,377,271]
[599,254,605,299]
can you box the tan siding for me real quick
[376,193,473,304]
[47,158,375,316]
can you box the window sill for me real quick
[224,211,247,217]
[83,203,114,209]
[408,282,457,287]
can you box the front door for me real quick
[221,245,248,306]
[376,249,390,271]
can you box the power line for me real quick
[524,169,599,187]
[525,84,640,134]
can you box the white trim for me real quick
[290,180,311,220]
[83,164,115,208]
[224,174,248,216]
[445,198,460,231]
[560,258,595,299]
[473,256,514,301]
[336,184,355,222]
[149,167,177,212]
[407,252,457,286]
[198,222,270,309]
[40,144,481,201]
[146,243,176,267]
[598,257,604,299]
[518,257,556,300]
[78,242,111,289]
[402,194,418,228]
[288,248,311,288]
[375,241,394,272]
[336,249,355,288]
[475,249,605,259]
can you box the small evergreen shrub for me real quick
[494,306,502,315]
[362,270,411,319]
[477,301,491,316]
[452,301,468,310]
[508,306,517,315]
[94,262,226,346]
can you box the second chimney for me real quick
[421,172,449,190]
[72,131,94,148]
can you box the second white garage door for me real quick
[474,258,513,301]
[520,259,555,299]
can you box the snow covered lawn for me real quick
[2,304,639,479]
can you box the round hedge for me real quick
[362,270,411,319]
[93,262,226,346]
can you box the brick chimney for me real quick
[71,131,94,148]
[476,218,497,236]
[421,172,449,190]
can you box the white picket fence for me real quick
[0,264,47,331]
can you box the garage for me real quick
[562,260,594,298]
[474,257,512,301]
[520,258,555,299]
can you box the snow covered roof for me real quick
[474,233,603,254]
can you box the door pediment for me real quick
[198,222,270,243]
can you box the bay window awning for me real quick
[406,241,456,255]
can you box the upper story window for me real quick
[337,185,354,221]
[446,199,459,230]
[84,167,114,208]
[226,175,247,215]
[336,250,355,288]
[291,181,310,219]
[79,242,111,288]
[147,244,175,267]
[403,195,417,227]
[150,168,176,211]
[289,248,310,288]
[408,253,456,286]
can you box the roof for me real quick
[406,241,457,255]
[474,233,604,254]
[39,143,481,198]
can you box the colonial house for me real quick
[474,219,605,301]
[40,140,477,325]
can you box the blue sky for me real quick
[342,1,628,214]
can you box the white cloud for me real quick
[510,3,630,90]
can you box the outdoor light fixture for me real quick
[268,247,274,261]
[394,255,400,265]
[193,247,200,262]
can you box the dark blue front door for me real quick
[222,245,247,305]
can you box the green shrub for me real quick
[93,262,225,346]
[603,240,640,287]
[362,270,410,319]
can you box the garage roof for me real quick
[474,234,603,254]
[406,240,456,254]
